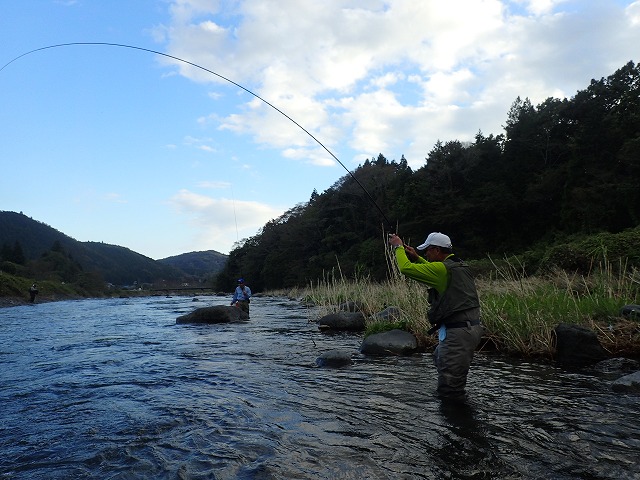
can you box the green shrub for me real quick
[0,271,27,297]
[539,227,640,274]
[1,261,27,276]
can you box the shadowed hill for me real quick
[0,211,188,285]
[158,250,228,280]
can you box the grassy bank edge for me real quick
[272,257,640,360]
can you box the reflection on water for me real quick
[1,296,639,479]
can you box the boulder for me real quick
[611,371,640,394]
[176,305,249,324]
[318,312,366,331]
[594,357,640,374]
[554,323,608,366]
[620,304,640,320]
[315,349,353,367]
[360,329,419,356]
[371,306,403,322]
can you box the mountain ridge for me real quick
[0,211,228,285]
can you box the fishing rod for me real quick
[1,42,395,232]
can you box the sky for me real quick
[1,1,638,260]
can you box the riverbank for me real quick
[0,296,28,308]
[0,294,87,309]
[301,259,640,359]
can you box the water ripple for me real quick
[1,296,639,479]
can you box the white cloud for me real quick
[519,0,566,16]
[628,1,640,24]
[168,188,286,252]
[159,0,640,171]
[183,134,217,152]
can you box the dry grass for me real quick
[292,249,640,358]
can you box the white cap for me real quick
[416,232,452,250]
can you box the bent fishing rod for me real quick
[1,42,395,232]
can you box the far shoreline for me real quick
[0,294,86,309]
[0,290,230,309]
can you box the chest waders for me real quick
[427,256,480,334]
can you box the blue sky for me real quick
[1,0,638,259]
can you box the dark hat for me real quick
[237,278,244,283]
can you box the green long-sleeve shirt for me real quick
[394,246,452,294]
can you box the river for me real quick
[1,295,638,479]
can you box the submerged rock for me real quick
[360,329,419,356]
[176,305,249,324]
[315,349,353,367]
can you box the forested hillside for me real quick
[158,251,228,279]
[0,211,188,286]
[216,61,640,291]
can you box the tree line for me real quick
[217,61,639,291]
[1,239,105,291]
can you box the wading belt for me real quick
[427,310,481,335]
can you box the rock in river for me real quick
[360,329,420,356]
[317,312,366,331]
[315,349,353,367]
[554,323,608,366]
[612,371,640,394]
[176,305,249,324]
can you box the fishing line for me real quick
[1,42,395,231]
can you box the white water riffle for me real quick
[1,296,638,479]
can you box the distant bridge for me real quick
[150,286,216,293]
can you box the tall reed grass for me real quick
[481,255,640,358]
[297,246,640,359]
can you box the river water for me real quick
[1,295,638,479]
